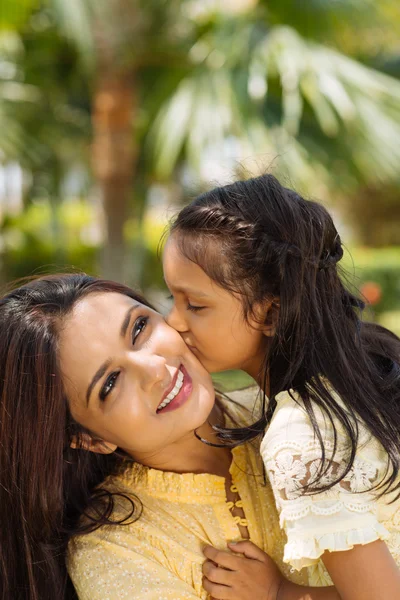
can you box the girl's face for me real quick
[59,292,215,462]
[163,237,268,378]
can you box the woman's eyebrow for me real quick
[86,359,112,407]
[120,304,140,337]
[85,303,140,406]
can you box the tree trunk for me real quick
[92,72,136,281]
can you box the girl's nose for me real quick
[165,305,188,333]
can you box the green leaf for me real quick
[0,0,39,30]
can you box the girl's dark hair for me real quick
[170,173,400,496]
[0,274,152,600]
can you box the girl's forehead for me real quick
[164,236,213,275]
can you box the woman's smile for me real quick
[156,364,193,413]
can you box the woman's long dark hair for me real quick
[169,173,400,496]
[0,274,151,600]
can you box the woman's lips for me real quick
[160,365,181,403]
[157,364,193,414]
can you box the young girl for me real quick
[163,174,400,600]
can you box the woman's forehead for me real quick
[59,294,145,354]
[72,292,145,319]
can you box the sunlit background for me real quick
[0,0,399,388]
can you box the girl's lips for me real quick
[157,364,193,414]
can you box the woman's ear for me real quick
[70,432,117,454]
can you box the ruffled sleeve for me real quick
[260,389,391,571]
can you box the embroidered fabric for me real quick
[265,440,379,519]
[260,389,398,574]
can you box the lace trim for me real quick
[266,446,378,502]
[279,499,376,523]
[264,439,341,457]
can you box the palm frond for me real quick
[149,23,400,190]
[51,0,95,68]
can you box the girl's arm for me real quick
[322,539,400,600]
[203,540,400,600]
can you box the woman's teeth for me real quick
[157,369,184,411]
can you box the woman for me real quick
[0,273,310,600]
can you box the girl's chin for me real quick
[186,359,214,384]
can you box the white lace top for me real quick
[260,388,400,586]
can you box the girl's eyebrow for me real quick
[164,280,209,297]
[178,287,209,297]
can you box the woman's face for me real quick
[59,292,215,462]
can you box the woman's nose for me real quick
[165,305,188,333]
[131,352,168,392]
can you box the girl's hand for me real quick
[202,540,284,600]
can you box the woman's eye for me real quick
[187,302,205,313]
[132,316,148,344]
[100,371,120,401]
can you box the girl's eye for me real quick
[100,372,120,401]
[187,302,205,313]
[132,316,148,344]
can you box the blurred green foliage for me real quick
[0,199,98,281]
[0,199,168,287]
[212,370,254,392]
[0,0,399,309]
[343,247,400,314]
[379,311,400,336]
[2,203,399,328]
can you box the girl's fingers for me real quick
[202,576,233,600]
[202,560,235,585]
[227,540,268,562]
[203,545,241,570]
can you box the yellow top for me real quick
[68,395,308,599]
[261,389,400,586]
